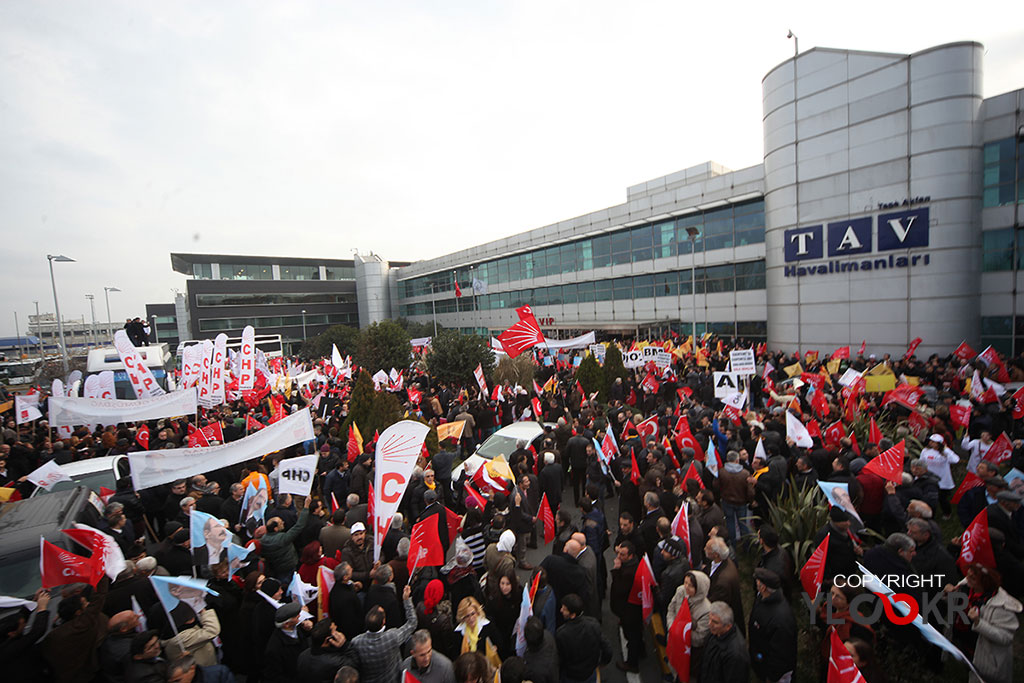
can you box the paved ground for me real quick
[514,493,668,683]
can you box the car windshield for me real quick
[37,469,115,496]
[475,434,523,461]
[0,556,45,598]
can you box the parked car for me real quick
[0,486,103,598]
[30,455,130,499]
[452,421,553,481]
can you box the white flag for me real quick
[238,326,256,391]
[97,370,116,400]
[15,394,42,425]
[83,374,101,399]
[786,412,813,448]
[331,344,344,369]
[722,391,746,411]
[113,330,166,399]
[372,420,430,562]
[197,339,215,409]
[472,278,488,295]
[372,370,389,390]
[276,454,319,497]
[288,572,318,606]
[26,459,71,490]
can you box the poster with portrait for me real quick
[817,480,863,526]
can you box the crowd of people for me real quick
[0,335,1023,683]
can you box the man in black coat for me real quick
[329,563,365,641]
[296,618,355,683]
[907,518,956,595]
[564,432,591,506]
[417,490,450,555]
[609,540,643,673]
[701,601,749,682]
[264,603,311,683]
[747,569,796,682]
[363,565,404,629]
[812,507,862,586]
[554,594,612,683]
[986,490,1024,559]
[637,491,664,555]
[538,451,564,513]
[540,544,590,616]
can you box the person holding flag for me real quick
[666,570,712,681]
[609,540,643,673]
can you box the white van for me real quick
[85,343,175,398]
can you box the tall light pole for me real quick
[33,301,44,358]
[103,286,121,341]
[301,309,307,341]
[85,294,97,347]
[47,254,75,374]
[14,312,25,359]
[150,314,159,343]
[686,227,700,343]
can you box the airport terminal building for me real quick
[164,42,1023,358]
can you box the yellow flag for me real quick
[543,375,557,394]
[826,358,841,376]
[784,362,803,378]
[695,347,709,367]
[866,362,894,376]
[864,375,896,393]
[437,421,466,442]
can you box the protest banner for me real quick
[276,454,319,497]
[113,330,165,398]
[129,408,315,490]
[48,388,198,428]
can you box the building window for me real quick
[325,265,355,280]
[195,292,355,307]
[192,263,213,279]
[982,138,1023,208]
[280,265,320,280]
[220,264,272,280]
[980,316,1015,356]
[981,228,1016,271]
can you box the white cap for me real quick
[350,522,366,533]
[928,434,944,443]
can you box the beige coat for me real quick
[161,609,221,667]
[969,587,1021,683]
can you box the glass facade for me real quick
[325,265,356,280]
[220,263,273,280]
[983,138,1024,208]
[196,292,356,307]
[198,312,357,332]
[398,199,764,298]
[980,316,1023,356]
[399,260,766,317]
[193,263,213,279]
[279,265,321,280]
[981,228,1024,272]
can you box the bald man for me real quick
[571,533,601,620]
[100,610,141,680]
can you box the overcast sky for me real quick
[2,1,1022,337]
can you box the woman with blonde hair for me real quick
[455,596,504,671]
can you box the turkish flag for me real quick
[674,418,705,462]
[800,534,830,602]
[949,404,971,430]
[957,508,996,574]
[530,397,543,419]
[983,432,1013,465]
[454,278,462,298]
[868,417,882,445]
[444,507,462,545]
[671,502,691,562]
[831,346,850,360]
[951,471,984,504]
[497,313,544,358]
[40,538,102,588]
[862,440,905,484]
[952,341,976,361]
[464,484,487,510]
[881,384,924,409]
[135,424,149,449]
[823,421,846,449]
[629,453,642,485]
[627,554,658,622]
[540,492,555,545]
[827,628,867,683]
[667,593,692,681]
[408,515,444,574]
[806,419,822,439]
[637,416,659,441]
[1012,386,1024,420]
[682,462,705,490]
[811,390,829,418]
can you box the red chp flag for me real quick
[530,397,543,420]
[187,424,210,448]
[444,507,462,545]
[667,592,692,682]
[682,461,705,490]
[828,627,868,683]
[904,337,923,359]
[957,508,996,574]
[627,553,658,622]
[136,424,150,450]
[497,308,545,358]
[881,384,924,410]
[800,534,830,602]
[949,404,971,430]
[408,515,444,574]
[831,346,850,360]
[640,372,660,394]
[861,440,905,484]
[540,492,555,545]
[629,452,642,485]
[40,538,102,588]
[1011,386,1024,421]
[983,432,1013,465]
[951,470,984,504]
[953,341,976,361]
[868,417,882,445]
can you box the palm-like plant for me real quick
[755,478,830,567]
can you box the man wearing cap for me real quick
[920,434,959,518]
[656,536,689,617]
[747,568,796,683]
[956,461,1003,527]
[264,602,312,683]
[986,490,1024,560]
[341,521,374,588]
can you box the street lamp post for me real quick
[301,310,307,341]
[686,227,700,343]
[151,315,159,343]
[33,301,44,358]
[103,286,121,341]
[85,294,97,347]
[47,254,75,374]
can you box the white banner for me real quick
[83,374,100,399]
[837,368,863,387]
[238,326,256,391]
[729,348,756,375]
[49,388,199,428]
[197,339,214,408]
[182,344,201,390]
[372,420,430,562]
[113,330,166,398]
[713,371,749,398]
[291,370,318,388]
[211,334,227,406]
[15,394,42,425]
[622,349,646,369]
[26,459,71,490]
[276,454,319,496]
[129,407,315,490]
[97,370,116,400]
